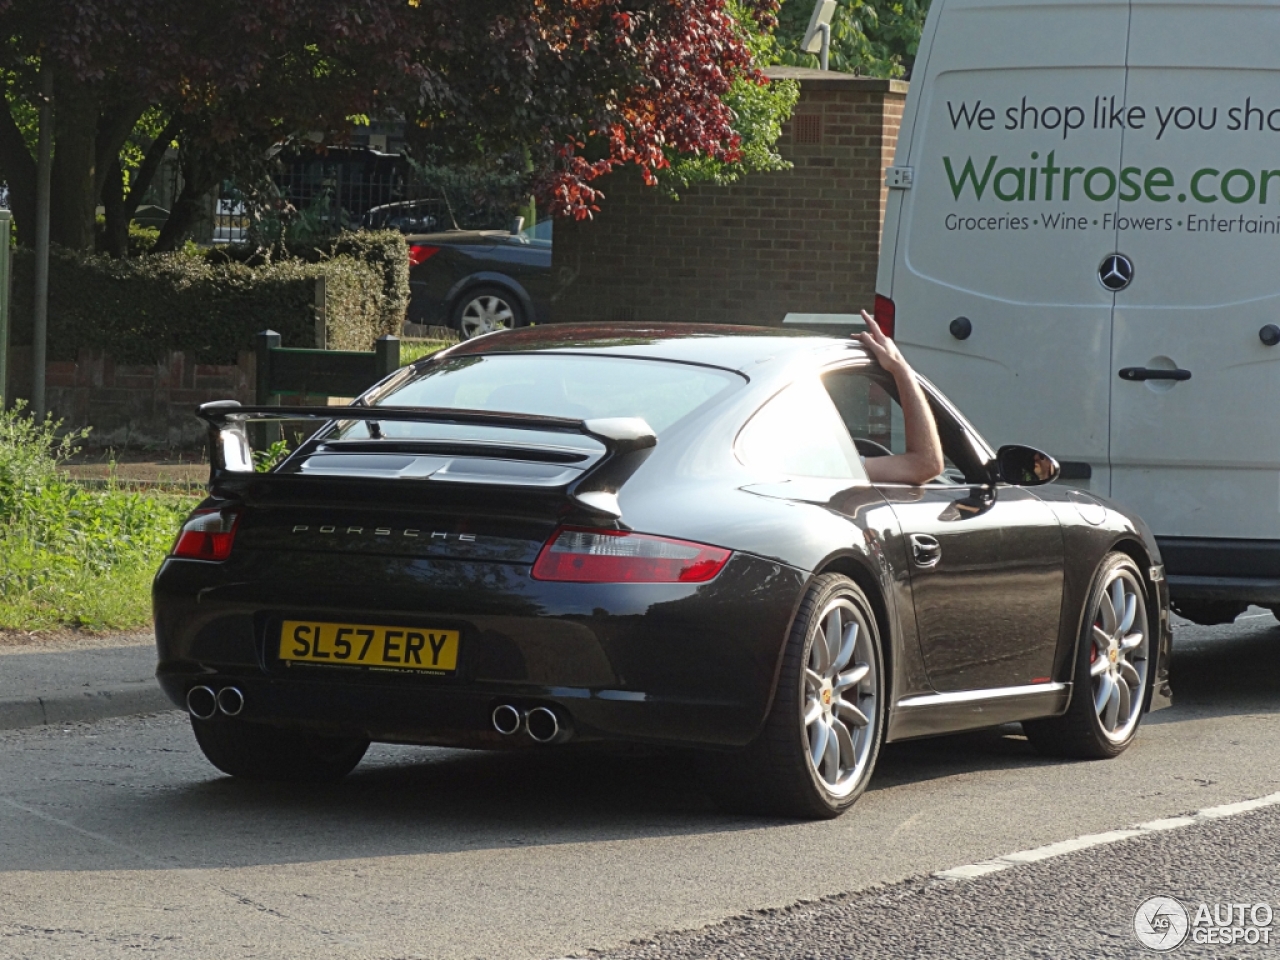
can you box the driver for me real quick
[855,310,945,485]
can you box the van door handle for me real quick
[909,534,942,567]
[1119,367,1192,382]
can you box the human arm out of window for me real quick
[856,311,945,485]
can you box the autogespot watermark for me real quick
[1135,896,1274,951]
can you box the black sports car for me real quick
[155,324,1171,819]
[404,226,551,338]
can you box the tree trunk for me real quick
[50,74,100,252]
[99,114,181,258]
[0,99,38,246]
[153,147,217,253]
[100,159,129,257]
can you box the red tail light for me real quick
[873,293,896,338]
[408,244,440,266]
[172,509,241,561]
[531,527,731,583]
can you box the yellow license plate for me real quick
[279,620,459,673]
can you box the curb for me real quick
[0,685,176,732]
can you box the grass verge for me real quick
[0,407,197,633]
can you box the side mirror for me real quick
[992,444,1060,486]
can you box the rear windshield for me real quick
[364,353,742,436]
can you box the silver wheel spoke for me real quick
[834,663,870,692]
[835,621,858,672]
[1119,660,1141,688]
[1117,676,1133,723]
[1094,673,1115,715]
[1120,631,1144,652]
[805,667,824,691]
[809,718,829,767]
[823,609,843,674]
[1103,678,1122,729]
[822,721,840,781]
[1092,625,1111,650]
[1090,655,1109,677]
[1119,593,1137,635]
[836,699,869,728]
[804,700,823,726]
[1109,579,1125,630]
[834,721,857,774]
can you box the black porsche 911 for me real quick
[155,324,1171,819]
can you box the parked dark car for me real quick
[403,224,552,338]
[155,324,1171,819]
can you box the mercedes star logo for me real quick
[1098,253,1134,292]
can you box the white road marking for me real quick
[934,791,1280,881]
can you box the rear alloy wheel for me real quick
[728,575,885,819]
[453,285,523,339]
[191,717,369,783]
[1024,553,1152,759]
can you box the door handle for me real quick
[909,534,941,567]
[1119,367,1191,382]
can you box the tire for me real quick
[715,574,886,819]
[451,285,524,339]
[1024,553,1153,759]
[191,717,369,783]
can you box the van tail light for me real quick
[531,527,731,583]
[172,509,241,561]
[408,244,440,266]
[873,294,896,338]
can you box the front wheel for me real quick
[1024,553,1152,759]
[191,717,369,783]
[720,575,885,819]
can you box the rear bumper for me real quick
[153,551,806,749]
[1158,537,1280,603]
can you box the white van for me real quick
[876,0,1280,625]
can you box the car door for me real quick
[823,366,1066,692]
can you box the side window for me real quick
[736,378,866,481]
[822,368,974,484]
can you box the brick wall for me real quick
[551,69,908,327]
[7,346,253,449]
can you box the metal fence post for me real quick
[0,209,10,409]
[374,335,400,380]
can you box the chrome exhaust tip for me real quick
[216,687,245,717]
[492,703,523,736]
[525,706,563,744]
[186,685,218,720]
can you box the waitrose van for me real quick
[876,0,1280,625]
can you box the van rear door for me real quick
[1108,3,1280,545]
[884,0,1132,490]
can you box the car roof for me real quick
[442,323,869,374]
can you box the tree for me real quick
[773,0,930,78]
[0,0,791,250]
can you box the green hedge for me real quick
[9,231,409,364]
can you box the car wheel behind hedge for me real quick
[452,285,524,339]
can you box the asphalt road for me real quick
[0,611,1277,960]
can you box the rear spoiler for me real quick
[195,401,656,519]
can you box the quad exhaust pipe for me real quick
[186,685,245,720]
[491,703,570,744]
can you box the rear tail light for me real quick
[172,509,241,561]
[408,244,440,266]
[531,527,731,583]
[873,293,896,338]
